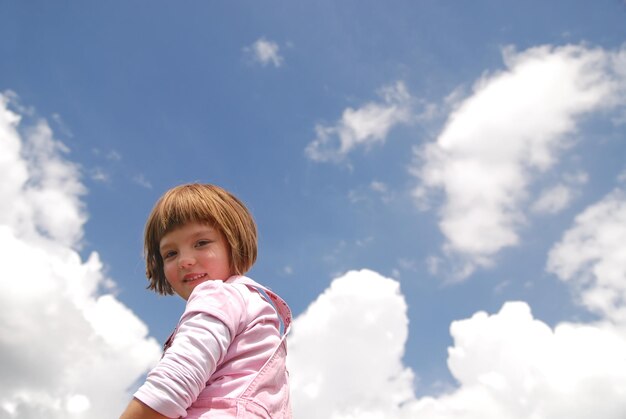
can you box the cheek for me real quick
[162,262,176,281]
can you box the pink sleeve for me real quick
[134,313,231,418]
[183,281,247,339]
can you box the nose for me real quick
[178,253,195,269]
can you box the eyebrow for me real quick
[159,227,218,252]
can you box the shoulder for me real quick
[229,276,283,328]
[182,280,249,335]
[188,278,268,308]
[189,279,247,302]
[223,275,268,297]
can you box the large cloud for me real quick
[287,269,415,419]
[412,44,626,278]
[405,302,626,419]
[288,271,626,419]
[0,93,161,419]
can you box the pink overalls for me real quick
[182,276,292,419]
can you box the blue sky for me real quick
[1,2,626,418]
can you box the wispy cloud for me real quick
[547,186,626,323]
[370,180,388,193]
[92,147,122,162]
[0,93,160,419]
[89,167,110,183]
[411,44,626,279]
[133,173,152,189]
[305,81,413,162]
[348,180,395,204]
[245,37,284,67]
[106,149,122,161]
[531,171,588,215]
[531,183,575,214]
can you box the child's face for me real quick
[159,221,232,300]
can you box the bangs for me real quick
[150,187,217,241]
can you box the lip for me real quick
[183,273,207,283]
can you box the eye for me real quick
[162,250,177,260]
[195,239,212,248]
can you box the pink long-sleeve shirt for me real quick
[134,276,291,418]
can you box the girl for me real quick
[120,183,292,419]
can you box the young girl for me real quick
[120,183,292,419]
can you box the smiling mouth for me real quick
[183,273,207,283]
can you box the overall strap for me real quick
[230,276,292,336]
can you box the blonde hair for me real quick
[144,183,257,295]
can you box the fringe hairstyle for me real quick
[144,183,257,295]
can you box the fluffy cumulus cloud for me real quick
[288,270,626,419]
[245,37,284,67]
[0,93,161,419]
[287,269,415,419]
[412,44,626,278]
[305,81,412,162]
[547,187,626,323]
[405,302,626,419]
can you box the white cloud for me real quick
[287,270,626,419]
[106,149,122,161]
[89,167,110,183]
[397,257,418,272]
[370,180,388,193]
[355,236,374,247]
[547,187,626,323]
[404,302,626,419]
[412,44,626,278]
[305,81,412,162]
[245,37,284,67]
[91,147,121,162]
[288,269,415,419]
[132,173,152,189]
[531,184,574,214]
[288,179,626,417]
[347,180,395,204]
[0,93,161,419]
[426,255,443,275]
[532,171,588,215]
[347,188,366,203]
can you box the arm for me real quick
[127,313,232,418]
[120,398,171,419]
